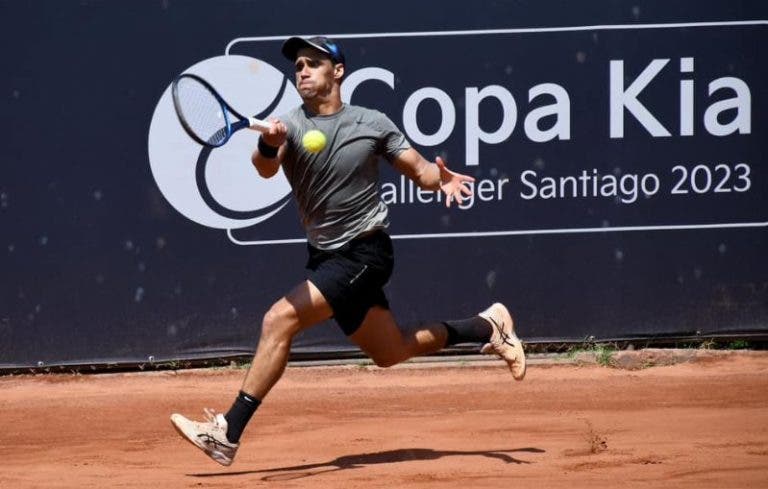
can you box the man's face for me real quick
[294,47,343,100]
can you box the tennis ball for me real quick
[302,129,327,153]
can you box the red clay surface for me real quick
[2,353,768,488]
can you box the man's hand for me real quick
[251,118,288,178]
[436,157,475,207]
[257,118,288,148]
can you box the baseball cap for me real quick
[281,36,346,65]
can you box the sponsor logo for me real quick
[149,23,765,245]
[147,55,301,230]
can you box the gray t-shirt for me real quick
[280,104,411,250]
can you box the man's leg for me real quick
[170,280,332,466]
[349,306,450,367]
[350,304,526,377]
[239,280,333,399]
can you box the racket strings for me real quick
[176,78,230,146]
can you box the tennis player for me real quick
[171,36,526,466]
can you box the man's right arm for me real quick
[251,118,288,178]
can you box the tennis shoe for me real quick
[479,303,527,380]
[170,408,238,466]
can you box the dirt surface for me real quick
[2,352,768,488]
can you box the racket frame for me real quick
[171,73,270,147]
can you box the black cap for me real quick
[281,36,345,65]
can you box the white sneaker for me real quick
[170,409,239,466]
[479,303,527,381]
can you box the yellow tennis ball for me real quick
[302,129,327,153]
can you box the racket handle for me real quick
[247,117,273,133]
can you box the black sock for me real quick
[443,316,493,346]
[224,391,261,443]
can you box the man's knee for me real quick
[260,305,297,345]
[368,350,405,368]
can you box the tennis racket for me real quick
[171,73,273,147]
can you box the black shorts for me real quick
[306,229,394,336]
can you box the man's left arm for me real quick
[392,148,475,207]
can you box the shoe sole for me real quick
[482,303,527,381]
[506,332,527,381]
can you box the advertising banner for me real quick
[1,2,766,368]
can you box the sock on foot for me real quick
[443,316,493,347]
[224,391,261,443]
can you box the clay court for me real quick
[2,351,767,488]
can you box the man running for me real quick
[171,36,526,466]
